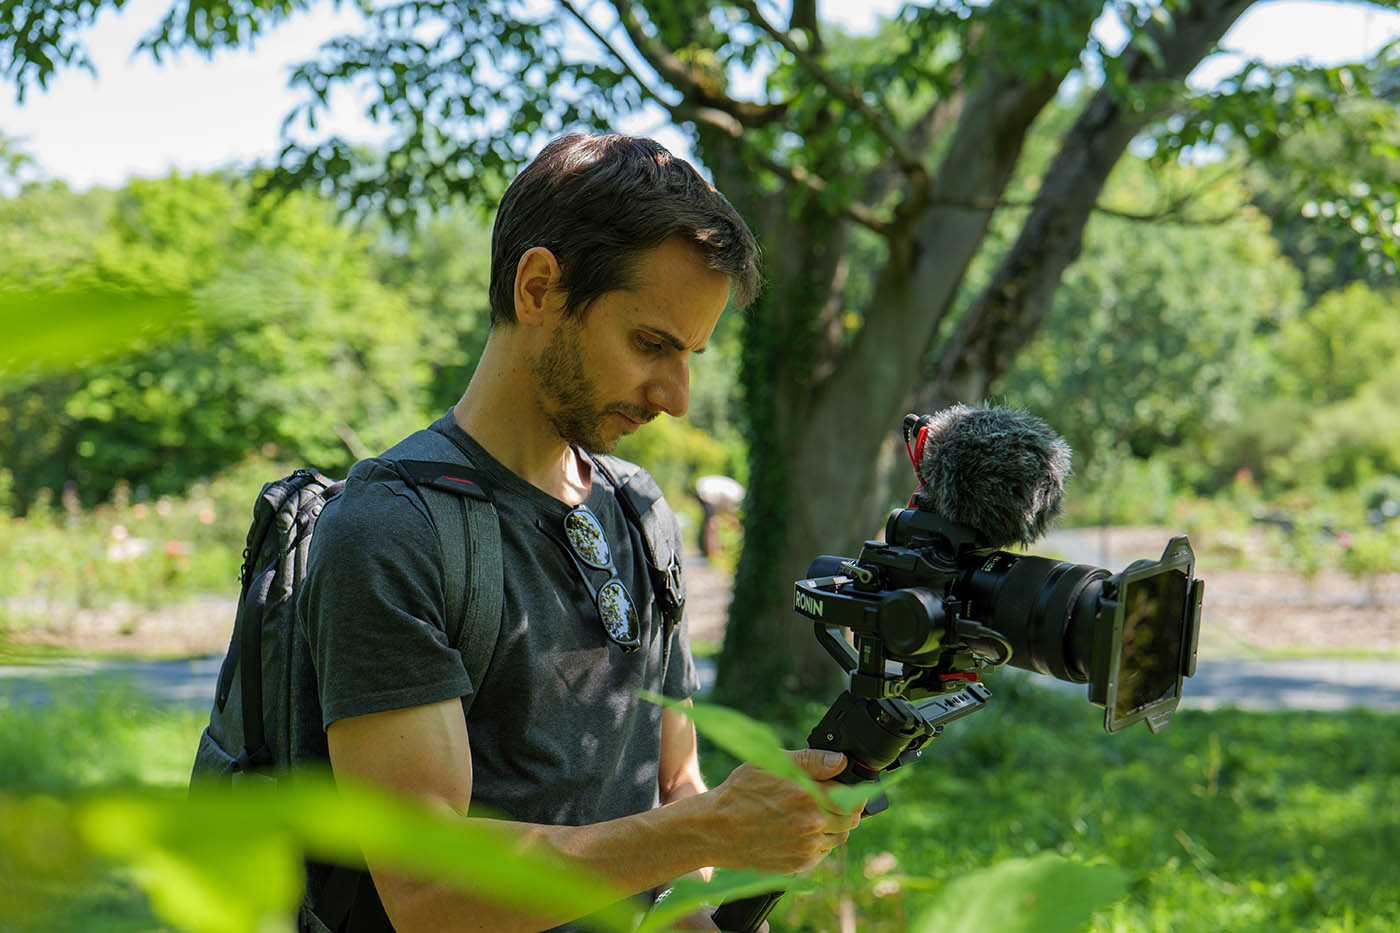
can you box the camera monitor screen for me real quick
[1109,566,1190,730]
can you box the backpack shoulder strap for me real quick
[587,454,686,656]
[378,426,503,715]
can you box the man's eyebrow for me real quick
[641,325,707,354]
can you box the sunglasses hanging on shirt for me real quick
[538,504,641,652]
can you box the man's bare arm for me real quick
[659,700,708,806]
[327,698,860,933]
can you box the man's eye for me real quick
[636,336,664,352]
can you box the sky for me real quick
[1,0,1398,192]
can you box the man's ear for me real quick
[514,247,564,326]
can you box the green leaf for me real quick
[827,765,912,816]
[640,692,818,794]
[77,789,303,933]
[911,853,1130,933]
[636,868,816,933]
[641,692,897,815]
[0,794,94,926]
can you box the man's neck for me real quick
[451,336,592,505]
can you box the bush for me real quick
[1276,370,1400,490]
[0,452,286,626]
[0,174,433,509]
[1063,449,1178,526]
[1338,523,1400,606]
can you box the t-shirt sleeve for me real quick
[298,473,473,729]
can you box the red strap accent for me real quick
[906,424,933,507]
[913,425,931,465]
[938,672,980,682]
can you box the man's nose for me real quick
[647,358,690,418]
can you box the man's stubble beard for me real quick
[531,317,656,454]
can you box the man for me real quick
[296,134,860,931]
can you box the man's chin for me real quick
[575,424,622,456]
[581,435,621,455]
[559,411,647,455]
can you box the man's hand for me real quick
[707,748,863,874]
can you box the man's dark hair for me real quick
[488,134,762,326]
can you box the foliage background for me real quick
[3,1,1400,930]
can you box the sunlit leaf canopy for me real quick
[5,0,1396,251]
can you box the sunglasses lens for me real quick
[563,507,611,568]
[597,579,639,648]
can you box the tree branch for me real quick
[603,0,786,127]
[920,186,1245,225]
[788,0,823,54]
[567,1,887,233]
[673,101,892,234]
[925,0,1257,410]
[863,85,966,214]
[560,0,677,109]
[732,0,927,184]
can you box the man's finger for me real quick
[790,747,846,780]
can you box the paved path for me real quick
[1178,658,1400,712]
[0,655,223,709]
[4,653,1399,714]
[2,527,1397,714]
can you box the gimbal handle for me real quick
[711,685,992,932]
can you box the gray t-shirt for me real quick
[294,413,699,925]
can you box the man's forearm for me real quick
[379,791,722,933]
[659,766,713,884]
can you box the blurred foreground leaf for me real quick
[911,852,1130,933]
[637,868,817,933]
[643,692,816,792]
[3,773,640,933]
[643,692,890,814]
[638,693,902,925]
[0,287,192,381]
[0,794,93,924]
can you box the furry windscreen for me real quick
[912,404,1072,549]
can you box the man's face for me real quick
[531,236,731,454]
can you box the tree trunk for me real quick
[921,0,1257,413]
[706,171,859,710]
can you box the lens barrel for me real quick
[959,553,1108,683]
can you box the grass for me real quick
[0,457,281,633]
[1,671,1397,931]
[752,673,1400,932]
[0,684,205,932]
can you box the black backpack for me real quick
[189,421,686,928]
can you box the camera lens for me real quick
[959,553,1108,683]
